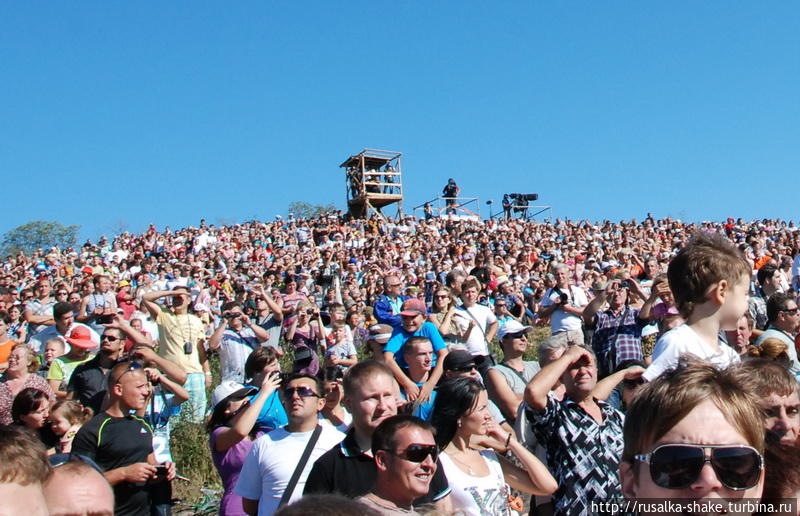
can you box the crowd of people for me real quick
[1,212,799,515]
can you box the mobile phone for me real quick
[154,464,168,480]
[97,314,114,325]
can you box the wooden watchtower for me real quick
[340,149,403,219]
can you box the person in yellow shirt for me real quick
[142,286,210,423]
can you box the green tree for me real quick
[287,201,337,219]
[1,220,80,256]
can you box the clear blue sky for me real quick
[2,2,798,241]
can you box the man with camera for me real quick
[208,301,271,384]
[582,277,656,381]
[441,178,460,215]
[142,286,210,423]
[537,264,588,345]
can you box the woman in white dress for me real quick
[431,377,557,516]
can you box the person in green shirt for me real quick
[47,326,96,399]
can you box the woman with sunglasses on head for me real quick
[621,360,765,509]
[207,372,282,516]
[428,286,462,346]
[431,377,557,516]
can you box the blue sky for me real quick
[1,2,798,241]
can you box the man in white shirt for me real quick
[453,278,498,379]
[235,374,344,516]
[537,264,588,345]
[207,302,270,384]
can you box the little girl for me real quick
[49,400,93,453]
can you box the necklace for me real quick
[447,448,478,475]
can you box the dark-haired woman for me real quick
[431,377,557,515]
[208,373,281,516]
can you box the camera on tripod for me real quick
[502,193,538,218]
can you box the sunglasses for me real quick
[505,332,527,340]
[101,334,120,342]
[49,453,103,474]
[779,307,799,314]
[635,444,763,490]
[113,361,144,385]
[451,364,477,373]
[283,386,320,398]
[383,444,439,463]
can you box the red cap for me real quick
[399,298,426,317]
[66,326,96,350]
[81,266,94,275]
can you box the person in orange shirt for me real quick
[0,312,19,373]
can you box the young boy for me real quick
[324,322,357,372]
[642,232,750,382]
[38,339,65,378]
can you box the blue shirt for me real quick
[384,321,446,368]
[246,388,288,432]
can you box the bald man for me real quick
[44,456,115,516]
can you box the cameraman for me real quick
[442,178,460,215]
[537,264,588,345]
[208,302,271,384]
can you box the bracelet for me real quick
[204,372,212,376]
[505,433,512,449]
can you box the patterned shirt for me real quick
[590,307,646,378]
[748,288,769,331]
[527,396,624,516]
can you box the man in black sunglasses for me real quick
[358,415,438,514]
[235,374,344,515]
[754,292,800,374]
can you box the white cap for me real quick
[497,320,533,340]
[210,381,256,411]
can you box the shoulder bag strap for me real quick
[278,425,323,508]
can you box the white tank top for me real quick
[439,449,513,516]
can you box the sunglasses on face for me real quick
[451,364,477,373]
[101,334,120,342]
[635,443,763,490]
[384,444,439,463]
[506,332,527,340]
[283,386,320,399]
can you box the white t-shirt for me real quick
[234,425,345,516]
[643,324,741,382]
[219,327,260,384]
[540,286,588,333]
[439,449,512,516]
[454,304,497,357]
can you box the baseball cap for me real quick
[66,326,97,350]
[399,298,426,317]
[443,349,476,372]
[497,320,532,340]
[211,381,257,411]
[367,324,393,344]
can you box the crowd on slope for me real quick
[0,212,799,515]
